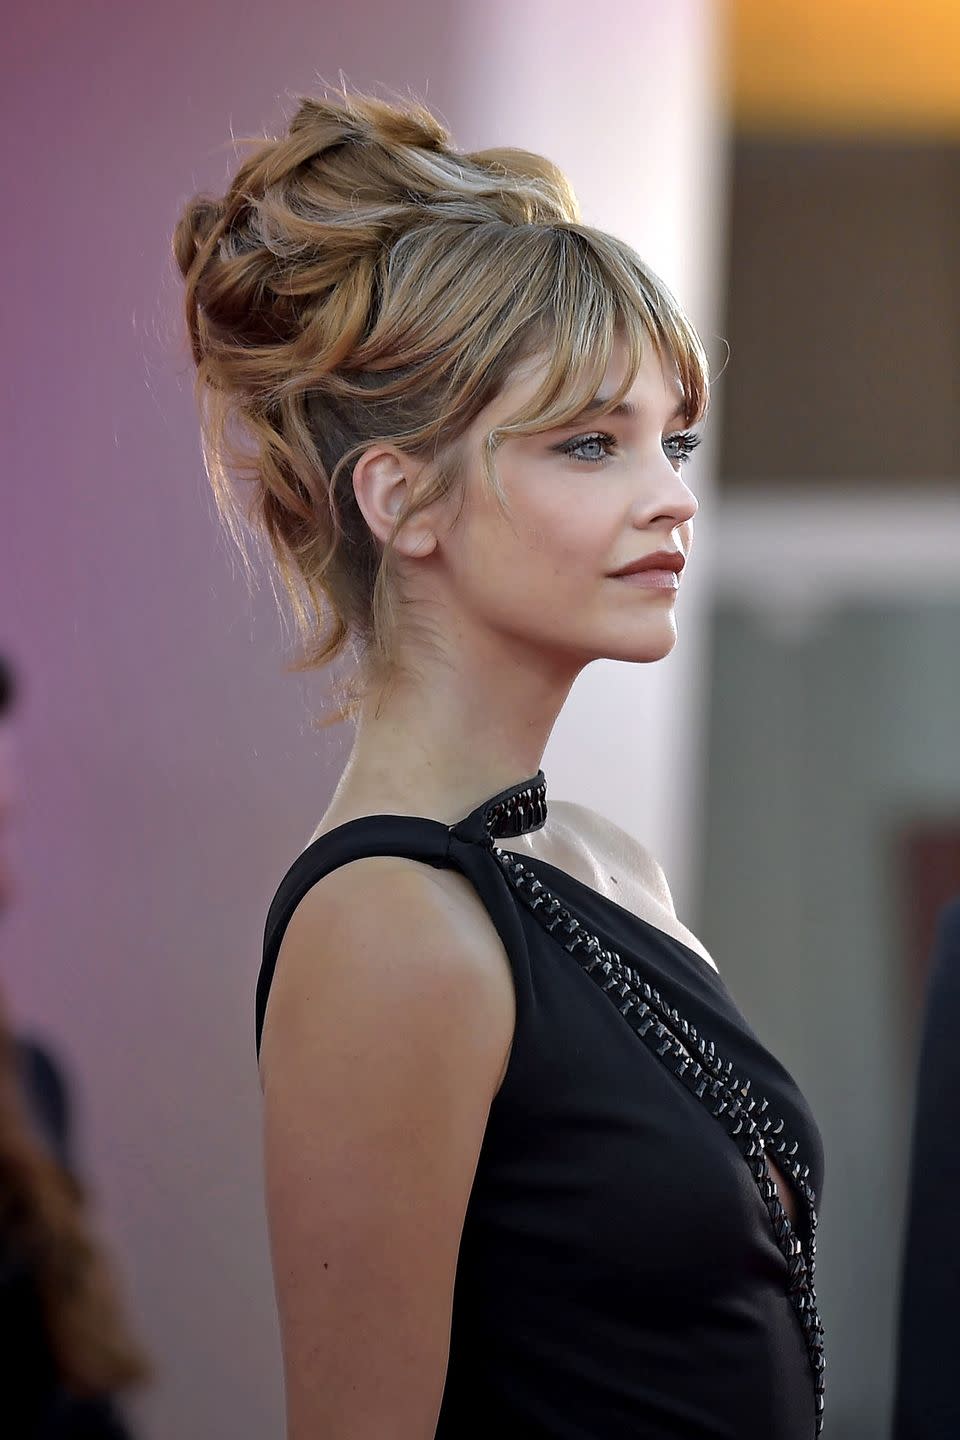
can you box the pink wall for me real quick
[2,4,721,1435]
[4,7,473,1435]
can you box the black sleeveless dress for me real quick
[256,771,826,1439]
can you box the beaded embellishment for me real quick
[489,842,826,1436]
[481,774,548,840]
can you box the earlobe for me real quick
[392,499,440,559]
[397,527,438,560]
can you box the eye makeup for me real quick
[552,429,703,466]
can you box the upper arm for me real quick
[257,858,515,1440]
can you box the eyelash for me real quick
[555,429,703,466]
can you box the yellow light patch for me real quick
[730,0,960,136]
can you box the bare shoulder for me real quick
[259,854,516,1094]
[549,799,677,913]
[257,854,517,1438]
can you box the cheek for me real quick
[510,481,614,571]
[453,510,599,628]
[509,517,609,592]
[454,460,615,598]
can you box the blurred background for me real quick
[2,2,957,1436]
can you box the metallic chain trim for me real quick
[482,778,549,839]
[491,845,826,1436]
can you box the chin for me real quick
[609,618,679,664]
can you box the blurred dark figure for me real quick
[0,654,152,1437]
[893,892,960,1440]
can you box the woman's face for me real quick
[433,334,701,676]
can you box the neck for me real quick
[327,644,579,827]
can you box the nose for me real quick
[632,459,699,530]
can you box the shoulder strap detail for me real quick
[256,821,530,1062]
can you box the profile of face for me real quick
[411,334,699,676]
[357,332,702,686]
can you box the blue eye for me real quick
[555,429,703,467]
[555,431,618,465]
[663,430,703,465]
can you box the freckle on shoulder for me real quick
[553,798,674,911]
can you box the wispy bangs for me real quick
[483,226,709,477]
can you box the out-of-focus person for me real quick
[893,891,960,1439]
[0,653,152,1437]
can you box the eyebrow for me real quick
[565,396,688,426]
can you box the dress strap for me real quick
[256,815,532,1062]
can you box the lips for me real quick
[608,550,686,578]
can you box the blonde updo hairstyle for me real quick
[173,89,709,726]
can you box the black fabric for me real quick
[257,784,826,1439]
[893,895,960,1440]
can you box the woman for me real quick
[174,90,825,1438]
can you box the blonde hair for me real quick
[172,88,709,726]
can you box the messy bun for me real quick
[172,88,708,726]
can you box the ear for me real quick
[351,445,438,559]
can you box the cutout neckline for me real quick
[505,849,725,986]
